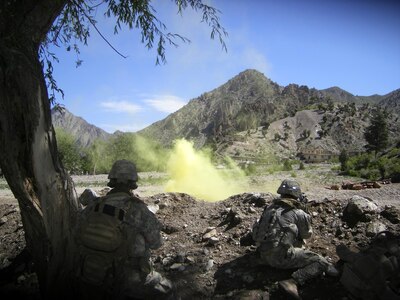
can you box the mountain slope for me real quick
[52,69,399,161]
[138,69,399,156]
[51,108,110,148]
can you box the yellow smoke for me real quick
[133,134,167,171]
[165,139,247,201]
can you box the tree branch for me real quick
[73,0,128,58]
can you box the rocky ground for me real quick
[1,172,400,300]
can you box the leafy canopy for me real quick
[364,107,389,155]
[39,0,227,103]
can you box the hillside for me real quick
[52,69,400,161]
[51,107,110,148]
[138,69,400,159]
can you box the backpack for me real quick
[76,196,129,286]
[253,205,290,248]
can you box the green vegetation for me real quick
[342,149,400,181]
[364,108,389,156]
[283,159,293,171]
[339,149,348,172]
[55,128,88,173]
[54,131,169,175]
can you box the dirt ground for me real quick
[1,175,400,299]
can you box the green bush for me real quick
[344,149,400,181]
[359,168,380,180]
[244,163,257,175]
[282,159,292,171]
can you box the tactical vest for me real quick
[76,194,131,286]
[253,204,297,248]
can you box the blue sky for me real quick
[49,0,400,134]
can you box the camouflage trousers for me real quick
[258,244,331,285]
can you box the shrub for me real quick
[359,168,380,181]
[283,159,292,171]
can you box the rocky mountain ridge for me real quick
[52,69,400,160]
[138,69,400,158]
[51,107,111,148]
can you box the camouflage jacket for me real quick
[79,189,162,258]
[252,197,312,248]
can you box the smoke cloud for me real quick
[165,139,247,201]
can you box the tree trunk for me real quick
[0,1,79,298]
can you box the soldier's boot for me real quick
[278,279,301,300]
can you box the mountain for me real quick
[138,69,399,158]
[52,69,400,161]
[51,108,110,148]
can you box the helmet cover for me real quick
[108,159,138,183]
[277,179,302,199]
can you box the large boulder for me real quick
[342,195,379,227]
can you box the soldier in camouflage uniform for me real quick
[252,179,338,299]
[75,159,175,300]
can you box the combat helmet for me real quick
[277,179,302,199]
[108,159,138,188]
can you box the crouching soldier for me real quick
[74,159,176,299]
[252,179,338,299]
[337,231,400,300]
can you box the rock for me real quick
[175,252,186,263]
[162,224,180,234]
[78,188,98,206]
[343,196,379,226]
[202,228,217,241]
[244,193,270,207]
[162,256,174,266]
[16,275,26,284]
[0,216,7,225]
[380,206,400,224]
[234,289,270,299]
[352,184,365,190]
[373,182,381,188]
[366,221,387,237]
[186,256,195,264]
[159,202,169,209]
[208,237,219,245]
[331,184,340,190]
[147,204,159,214]
[205,259,214,271]
[220,208,243,228]
[170,263,186,271]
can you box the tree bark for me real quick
[0,1,79,298]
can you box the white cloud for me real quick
[100,101,142,114]
[143,95,186,113]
